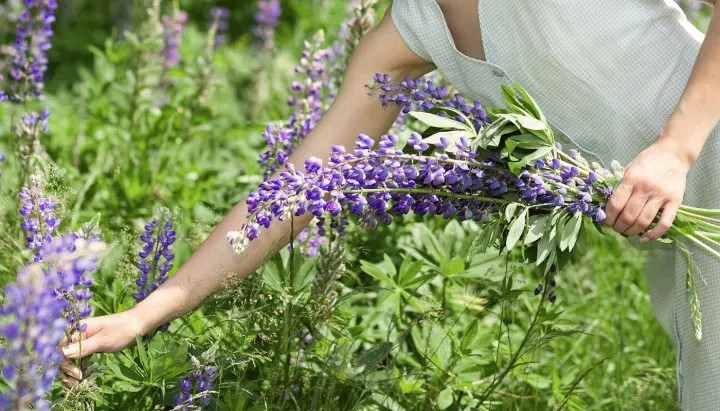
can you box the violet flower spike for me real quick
[0,235,106,410]
[252,0,281,51]
[132,208,176,306]
[18,177,60,262]
[258,32,332,178]
[175,356,219,410]
[161,10,188,70]
[3,0,58,102]
[209,7,230,48]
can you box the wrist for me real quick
[655,125,699,168]
[122,306,151,337]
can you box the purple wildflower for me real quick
[253,0,281,51]
[209,7,230,47]
[231,120,616,253]
[161,10,188,70]
[175,356,219,410]
[369,74,491,129]
[0,236,105,410]
[47,235,105,333]
[290,223,326,257]
[2,0,58,102]
[18,177,60,262]
[0,265,65,410]
[259,33,332,178]
[132,208,176,305]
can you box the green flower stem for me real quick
[680,204,720,217]
[678,209,720,225]
[539,176,580,196]
[682,233,720,260]
[694,232,720,255]
[695,231,720,240]
[342,188,510,205]
[555,151,592,175]
[679,215,720,233]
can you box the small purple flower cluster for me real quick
[253,0,281,51]
[210,7,230,47]
[2,0,58,102]
[258,33,332,178]
[19,177,60,262]
[133,209,176,304]
[161,10,189,70]
[534,267,558,303]
[175,356,219,410]
[0,236,105,410]
[291,224,326,257]
[370,74,491,129]
[48,235,105,333]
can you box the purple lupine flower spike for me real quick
[133,208,176,304]
[2,0,58,102]
[161,10,189,69]
[259,33,332,178]
[175,356,219,410]
[0,235,106,410]
[133,208,176,332]
[18,177,61,262]
[0,265,66,410]
[253,0,281,51]
[209,7,230,47]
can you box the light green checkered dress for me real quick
[391,0,720,408]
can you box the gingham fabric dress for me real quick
[391,0,720,408]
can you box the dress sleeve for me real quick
[390,0,434,62]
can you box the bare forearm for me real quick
[658,6,720,164]
[129,9,433,333]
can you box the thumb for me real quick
[62,335,104,359]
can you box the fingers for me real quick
[59,358,82,380]
[59,373,80,390]
[624,198,663,237]
[604,179,633,227]
[641,201,680,242]
[62,336,103,359]
[611,190,649,234]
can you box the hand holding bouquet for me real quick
[229,77,720,341]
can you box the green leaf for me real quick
[111,381,144,393]
[525,215,549,245]
[409,111,469,131]
[559,212,582,252]
[135,337,149,370]
[361,259,397,289]
[356,342,392,371]
[446,257,466,275]
[437,387,454,410]
[398,258,425,288]
[514,83,546,122]
[536,225,556,266]
[506,209,527,251]
[505,203,518,222]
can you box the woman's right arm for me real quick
[61,8,435,363]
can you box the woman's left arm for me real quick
[604,4,720,242]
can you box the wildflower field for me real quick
[0,1,714,410]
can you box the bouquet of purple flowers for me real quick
[229,78,720,342]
